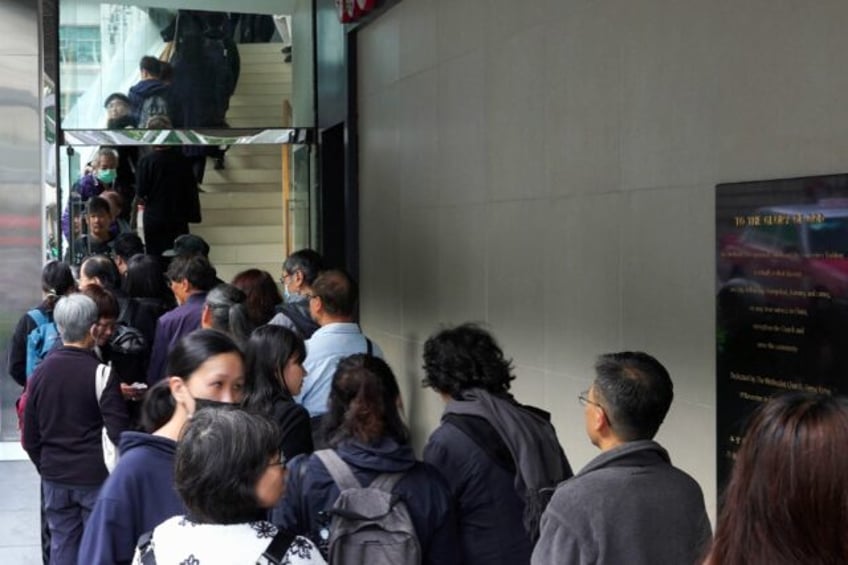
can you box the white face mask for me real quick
[283,284,302,304]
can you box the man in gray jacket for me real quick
[531,351,711,565]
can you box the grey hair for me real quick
[53,294,98,343]
[97,147,119,162]
[205,284,253,345]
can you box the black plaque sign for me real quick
[716,174,848,487]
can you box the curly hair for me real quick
[421,323,514,398]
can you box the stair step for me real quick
[203,168,282,185]
[226,144,282,156]
[221,154,281,169]
[203,207,283,226]
[210,242,285,264]
[192,224,284,245]
[227,105,289,119]
[236,42,287,54]
[240,62,292,76]
[200,191,282,209]
[232,82,292,95]
[199,181,282,193]
[229,94,290,107]
[228,118,292,128]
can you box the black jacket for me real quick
[135,148,200,225]
[269,392,313,461]
[23,346,130,485]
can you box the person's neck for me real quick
[62,339,92,349]
[154,410,187,441]
[89,231,110,243]
[320,315,355,326]
[597,434,625,452]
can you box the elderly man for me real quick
[531,352,711,565]
[269,248,324,338]
[23,293,128,565]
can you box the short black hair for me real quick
[166,254,217,292]
[311,269,357,318]
[112,233,144,261]
[139,55,162,77]
[422,324,514,397]
[175,408,281,524]
[103,92,130,108]
[81,255,121,291]
[593,351,674,441]
[124,254,168,300]
[86,196,111,217]
[283,249,324,285]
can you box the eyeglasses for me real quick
[303,294,318,301]
[579,389,613,426]
[279,270,299,285]
[578,390,603,409]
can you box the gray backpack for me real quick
[314,449,421,565]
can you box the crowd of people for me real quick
[8,234,848,565]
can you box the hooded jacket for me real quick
[128,79,170,123]
[531,440,711,565]
[274,438,460,565]
[77,432,184,565]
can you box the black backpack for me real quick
[109,299,149,383]
[138,93,170,128]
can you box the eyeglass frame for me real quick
[578,388,613,427]
[267,449,287,468]
[279,269,300,285]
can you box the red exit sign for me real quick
[336,0,376,22]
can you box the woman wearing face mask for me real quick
[61,147,126,240]
[78,329,245,565]
[243,325,313,466]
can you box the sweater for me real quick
[23,346,129,485]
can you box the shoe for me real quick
[214,157,225,170]
[282,45,292,54]
[285,54,292,63]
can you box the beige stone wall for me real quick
[356,0,848,522]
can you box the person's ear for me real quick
[200,303,212,328]
[169,376,189,405]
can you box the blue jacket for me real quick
[274,438,460,565]
[77,432,184,565]
[424,419,533,565]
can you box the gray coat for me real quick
[531,440,711,565]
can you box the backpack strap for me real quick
[365,337,373,356]
[27,309,49,327]
[369,471,404,493]
[314,449,361,490]
[95,364,111,403]
[136,530,157,565]
[256,529,297,565]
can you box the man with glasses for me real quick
[295,269,383,448]
[269,249,323,339]
[532,352,711,565]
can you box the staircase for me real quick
[190,42,292,283]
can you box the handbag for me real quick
[95,364,120,472]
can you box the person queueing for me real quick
[133,409,324,564]
[134,115,201,258]
[242,325,313,471]
[705,392,848,565]
[23,294,129,565]
[275,354,461,564]
[78,329,247,564]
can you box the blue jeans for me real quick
[41,480,100,565]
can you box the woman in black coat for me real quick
[242,325,313,460]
